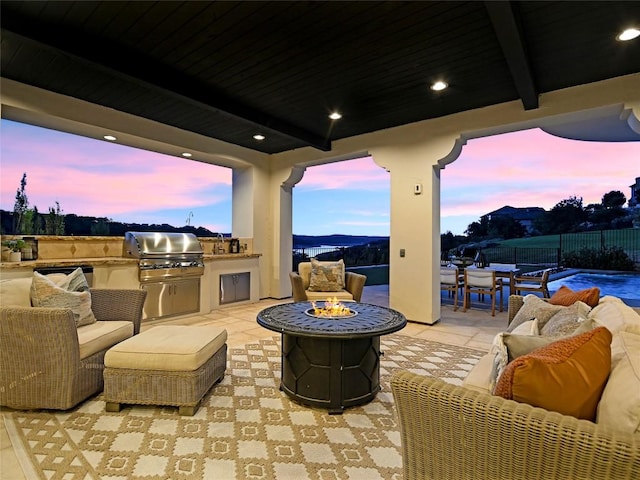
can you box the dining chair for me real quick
[463,268,503,316]
[513,268,552,298]
[440,266,463,311]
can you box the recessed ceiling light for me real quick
[103,135,117,141]
[329,112,342,120]
[181,152,192,157]
[253,134,265,141]
[617,28,640,41]
[430,81,448,91]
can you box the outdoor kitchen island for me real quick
[0,234,261,320]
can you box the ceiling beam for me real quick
[1,22,331,152]
[484,1,539,110]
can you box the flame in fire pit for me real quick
[311,297,354,317]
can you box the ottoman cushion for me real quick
[105,325,227,371]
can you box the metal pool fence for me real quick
[484,229,640,268]
[293,229,639,275]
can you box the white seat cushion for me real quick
[305,289,354,301]
[105,325,227,372]
[462,353,494,393]
[77,321,134,360]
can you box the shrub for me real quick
[562,246,635,271]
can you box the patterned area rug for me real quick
[4,335,483,480]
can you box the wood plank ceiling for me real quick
[2,1,640,154]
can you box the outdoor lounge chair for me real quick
[513,268,552,298]
[0,286,146,410]
[290,261,366,302]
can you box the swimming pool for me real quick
[547,272,640,305]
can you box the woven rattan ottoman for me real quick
[103,325,227,415]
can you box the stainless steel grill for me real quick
[124,231,204,283]
[124,231,204,319]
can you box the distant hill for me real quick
[1,209,388,245]
[293,234,388,248]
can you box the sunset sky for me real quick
[1,119,638,236]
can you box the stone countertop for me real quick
[0,257,139,269]
[204,253,261,261]
[0,253,261,269]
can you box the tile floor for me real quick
[1,285,507,479]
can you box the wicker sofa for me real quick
[1,277,146,410]
[391,294,640,480]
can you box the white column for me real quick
[371,137,460,324]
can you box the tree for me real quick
[440,231,468,258]
[601,190,626,209]
[586,191,628,229]
[487,216,527,239]
[465,216,489,240]
[13,173,29,234]
[45,201,65,235]
[534,195,587,234]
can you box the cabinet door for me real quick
[234,272,250,302]
[220,274,236,305]
[141,282,173,319]
[172,278,201,316]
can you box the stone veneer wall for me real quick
[36,236,126,259]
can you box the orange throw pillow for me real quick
[549,285,600,308]
[493,327,612,421]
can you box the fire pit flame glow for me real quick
[310,297,354,318]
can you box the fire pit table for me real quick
[257,301,406,414]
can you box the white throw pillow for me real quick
[589,296,640,367]
[489,319,539,391]
[596,328,640,434]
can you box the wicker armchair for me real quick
[0,288,146,410]
[391,370,640,480]
[289,262,366,302]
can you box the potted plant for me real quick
[2,239,26,262]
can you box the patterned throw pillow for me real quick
[540,301,591,336]
[507,295,565,332]
[549,285,600,308]
[30,270,97,327]
[308,258,345,292]
[494,326,612,421]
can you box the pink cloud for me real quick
[297,157,389,191]
[1,123,231,217]
[441,128,639,219]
